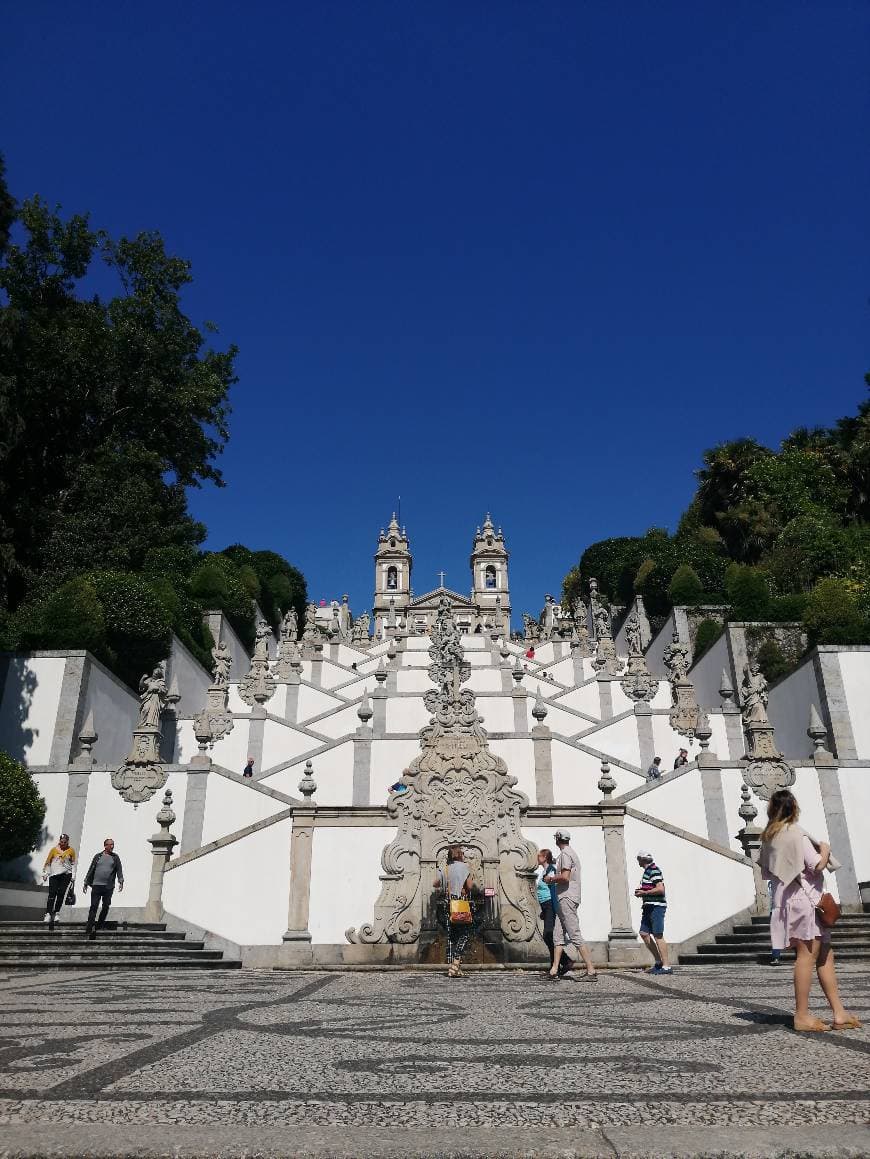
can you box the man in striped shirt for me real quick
[635,851,673,975]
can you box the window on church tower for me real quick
[484,565,497,589]
[386,566,398,590]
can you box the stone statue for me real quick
[522,612,540,642]
[624,611,642,657]
[662,629,690,682]
[137,667,168,731]
[352,612,370,645]
[280,607,298,643]
[253,618,272,662]
[741,661,769,724]
[593,602,612,639]
[211,641,232,686]
[572,597,587,627]
[303,602,318,638]
[339,594,352,636]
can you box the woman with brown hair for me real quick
[434,845,474,978]
[760,789,860,1032]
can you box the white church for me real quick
[1,514,868,968]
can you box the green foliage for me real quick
[0,750,46,863]
[755,639,792,685]
[220,545,308,628]
[802,578,870,646]
[189,554,256,650]
[668,564,704,606]
[693,618,723,659]
[725,565,770,621]
[84,572,173,688]
[15,578,107,655]
[767,593,809,622]
[763,511,849,594]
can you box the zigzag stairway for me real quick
[679,911,870,965]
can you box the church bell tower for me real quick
[373,514,412,637]
[470,514,510,628]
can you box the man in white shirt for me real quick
[545,829,597,982]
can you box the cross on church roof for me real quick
[438,570,447,587]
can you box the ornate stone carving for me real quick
[570,597,591,656]
[280,607,299,644]
[274,635,302,683]
[620,611,659,703]
[663,628,698,736]
[239,619,276,707]
[739,662,795,800]
[211,640,232,686]
[351,612,371,647]
[522,612,540,643]
[347,597,538,948]
[112,666,168,805]
[590,600,621,675]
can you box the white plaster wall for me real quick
[462,636,487,651]
[584,717,641,767]
[548,658,577,685]
[386,698,430,734]
[839,768,870,882]
[267,685,288,717]
[296,685,345,722]
[467,652,494,667]
[4,772,70,882]
[551,741,640,801]
[488,739,536,805]
[313,705,363,740]
[164,817,293,944]
[330,677,375,701]
[371,739,425,795]
[80,662,139,766]
[522,826,611,940]
[523,677,560,700]
[544,705,586,737]
[405,637,430,651]
[337,644,368,667]
[208,719,252,775]
[645,613,676,678]
[651,716,702,767]
[0,655,66,765]
[309,826,395,943]
[838,651,870,759]
[203,613,250,685]
[465,669,504,694]
[261,742,355,801]
[554,683,601,719]
[165,635,213,719]
[690,632,730,711]
[721,768,749,856]
[624,815,756,942]
[261,720,315,768]
[528,643,555,665]
[314,662,350,691]
[475,697,517,733]
[767,657,823,760]
[396,669,435,693]
[227,685,249,714]
[72,769,188,910]
[200,775,288,846]
[630,768,709,841]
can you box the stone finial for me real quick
[807,704,834,765]
[298,759,317,801]
[165,676,181,713]
[695,711,712,753]
[76,711,98,765]
[512,655,525,685]
[386,635,397,661]
[719,669,736,712]
[598,759,616,799]
[499,635,511,665]
[738,782,758,827]
[375,658,387,685]
[155,788,176,830]
[531,688,548,724]
[357,692,373,724]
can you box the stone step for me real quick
[747,914,870,926]
[1,938,207,950]
[0,921,168,931]
[0,957,242,970]
[715,931,870,945]
[679,948,870,965]
[0,930,189,942]
[0,947,227,960]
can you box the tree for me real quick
[803,578,870,646]
[725,565,770,621]
[0,162,236,609]
[668,564,703,606]
[0,751,46,863]
[694,618,723,659]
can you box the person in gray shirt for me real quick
[83,838,124,940]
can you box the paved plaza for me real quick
[0,964,867,1157]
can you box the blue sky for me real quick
[3,3,869,624]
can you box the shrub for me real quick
[14,577,107,655]
[767,593,809,622]
[694,618,723,659]
[85,571,173,688]
[725,564,770,621]
[668,564,704,606]
[755,639,792,685]
[803,578,870,645]
[189,554,255,649]
[0,750,46,863]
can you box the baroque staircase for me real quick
[0,921,242,969]
[679,911,870,966]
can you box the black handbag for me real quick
[65,880,76,906]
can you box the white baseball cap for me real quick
[636,850,653,860]
[554,829,571,841]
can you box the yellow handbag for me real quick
[449,897,472,925]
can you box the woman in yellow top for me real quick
[42,834,76,927]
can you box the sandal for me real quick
[793,1017,831,1032]
[831,1015,862,1031]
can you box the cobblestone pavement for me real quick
[0,964,867,1157]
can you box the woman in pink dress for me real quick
[760,789,861,1033]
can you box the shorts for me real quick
[640,904,666,938]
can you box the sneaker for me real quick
[770,955,782,966]
[656,967,674,975]
[645,965,662,974]
[43,913,52,923]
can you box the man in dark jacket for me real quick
[83,838,124,939]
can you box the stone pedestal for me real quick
[284,807,315,943]
[144,790,178,923]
